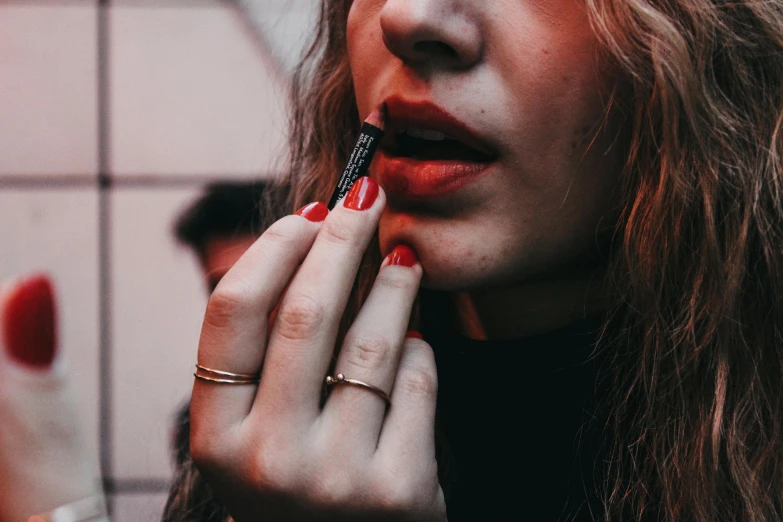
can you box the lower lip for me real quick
[376,151,493,199]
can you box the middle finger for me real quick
[256,177,384,422]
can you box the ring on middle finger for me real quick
[325,373,391,408]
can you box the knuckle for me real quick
[261,216,303,247]
[203,285,253,330]
[275,293,326,342]
[397,364,438,398]
[343,334,394,372]
[374,270,418,293]
[318,211,361,248]
[249,453,286,493]
[307,473,354,509]
[371,479,419,513]
[246,437,301,494]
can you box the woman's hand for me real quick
[0,276,105,522]
[189,177,446,521]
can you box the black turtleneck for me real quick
[430,317,610,522]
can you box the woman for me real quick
[3,0,779,520]
[175,0,783,521]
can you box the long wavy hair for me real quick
[165,1,783,521]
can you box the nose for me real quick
[379,0,483,69]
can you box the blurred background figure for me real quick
[174,181,270,294]
[165,180,279,522]
[0,1,316,519]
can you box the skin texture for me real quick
[349,0,624,338]
[190,185,446,521]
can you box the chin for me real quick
[378,210,510,291]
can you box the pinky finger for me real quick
[375,333,439,463]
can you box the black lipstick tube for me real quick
[327,120,385,209]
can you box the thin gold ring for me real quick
[194,364,260,385]
[325,373,391,407]
[195,364,259,380]
[193,373,260,384]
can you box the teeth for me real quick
[398,128,448,141]
[421,130,446,141]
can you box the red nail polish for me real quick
[406,330,423,340]
[387,244,417,267]
[295,201,329,222]
[343,177,379,211]
[2,275,57,368]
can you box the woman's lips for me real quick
[376,150,493,199]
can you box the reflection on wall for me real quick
[0,1,318,520]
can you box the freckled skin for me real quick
[348,1,625,315]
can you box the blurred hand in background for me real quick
[0,275,104,522]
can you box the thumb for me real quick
[0,274,57,370]
[0,274,104,521]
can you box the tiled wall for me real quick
[0,1,315,519]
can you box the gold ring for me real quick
[194,364,260,385]
[325,373,391,407]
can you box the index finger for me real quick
[190,204,328,442]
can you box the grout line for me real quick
[97,0,113,516]
[0,0,232,7]
[0,174,280,189]
[104,477,172,495]
[0,177,98,189]
[112,173,280,186]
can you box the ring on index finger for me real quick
[194,364,260,385]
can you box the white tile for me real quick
[110,4,289,178]
[112,492,169,522]
[0,3,98,176]
[110,188,208,480]
[0,189,100,463]
[238,0,320,73]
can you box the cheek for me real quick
[346,2,385,112]
[492,12,610,157]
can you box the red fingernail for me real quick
[295,201,329,222]
[387,244,417,267]
[343,177,379,211]
[2,275,57,369]
[406,330,423,340]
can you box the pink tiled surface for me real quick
[0,0,318,502]
[109,3,289,178]
[0,189,101,461]
[110,188,208,480]
[0,3,98,176]
[112,492,169,522]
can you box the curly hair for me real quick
[166,1,783,521]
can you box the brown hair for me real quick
[280,0,783,520]
[585,1,783,520]
[166,1,783,520]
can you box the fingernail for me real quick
[343,177,379,211]
[387,244,417,267]
[406,330,423,340]
[295,201,329,222]
[2,275,57,369]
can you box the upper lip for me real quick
[380,96,497,158]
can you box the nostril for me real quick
[413,41,458,60]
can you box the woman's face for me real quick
[347,0,624,290]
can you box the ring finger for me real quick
[320,244,421,455]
